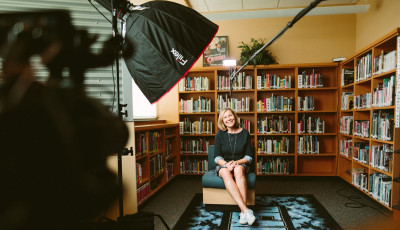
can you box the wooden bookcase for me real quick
[178,63,339,176]
[134,122,180,206]
[338,28,400,210]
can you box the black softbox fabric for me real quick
[123,1,218,103]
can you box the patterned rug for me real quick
[173,193,342,230]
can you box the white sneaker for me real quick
[244,209,256,225]
[239,212,247,225]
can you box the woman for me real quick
[214,108,256,225]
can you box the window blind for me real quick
[0,0,126,114]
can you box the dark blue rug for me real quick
[173,193,342,230]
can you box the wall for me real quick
[104,122,138,218]
[158,13,357,123]
[356,0,400,51]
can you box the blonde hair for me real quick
[217,108,240,131]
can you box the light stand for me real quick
[110,0,131,220]
[229,0,325,85]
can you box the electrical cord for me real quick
[335,186,390,217]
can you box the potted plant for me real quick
[238,38,278,66]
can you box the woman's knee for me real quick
[234,166,245,177]
[219,168,232,178]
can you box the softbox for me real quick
[96,0,218,103]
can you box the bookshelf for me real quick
[338,28,400,210]
[178,63,339,176]
[134,122,179,206]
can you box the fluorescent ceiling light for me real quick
[202,4,370,21]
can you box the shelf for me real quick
[297,110,337,113]
[297,87,337,91]
[339,154,352,161]
[372,68,397,78]
[179,90,215,94]
[370,166,393,177]
[137,178,150,188]
[353,160,369,168]
[257,111,295,114]
[180,153,208,156]
[337,27,400,210]
[179,112,215,115]
[297,153,337,157]
[180,63,339,177]
[135,123,180,206]
[136,154,148,161]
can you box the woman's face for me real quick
[223,110,236,129]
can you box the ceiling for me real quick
[187,0,360,12]
[184,0,369,20]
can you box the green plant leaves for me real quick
[238,38,278,66]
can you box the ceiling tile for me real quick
[188,0,209,12]
[243,0,279,10]
[277,0,313,8]
[319,0,358,6]
[205,0,242,12]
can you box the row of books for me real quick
[257,157,291,174]
[137,182,150,205]
[373,50,397,75]
[137,161,174,185]
[179,97,212,113]
[372,76,395,107]
[166,162,174,182]
[179,76,210,91]
[238,118,251,133]
[180,158,208,174]
[165,139,173,159]
[180,138,209,154]
[352,168,368,192]
[341,92,353,110]
[369,173,392,206]
[298,71,324,88]
[371,111,394,141]
[298,96,315,111]
[257,136,290,154]
[137,162,143,184]
[179,117,213,134]
[354,120,370,138]
[354,93,371,109]
[298,115,325,134]
[340,113,394,141]
[297,135,319,154]
[256,95,293,112]
[370,144,393,173]
[149,131,162,153]
[341,68,354,86]
[340,139,352,158]
[150,154,165,178]
[356,53,372,82]
[217,95,250,112]
[257,116,292,134]
[340,120,352,136]
[135,132,147,156]
[353,142,369,165]
[352,170,393,206]
[257,74,292,89]
[217,72,253,90]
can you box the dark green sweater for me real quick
[214,129,253,164]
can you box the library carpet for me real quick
[173,193,342,230]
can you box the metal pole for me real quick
[230,0,325,81]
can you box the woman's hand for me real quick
[226,161,238,171]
